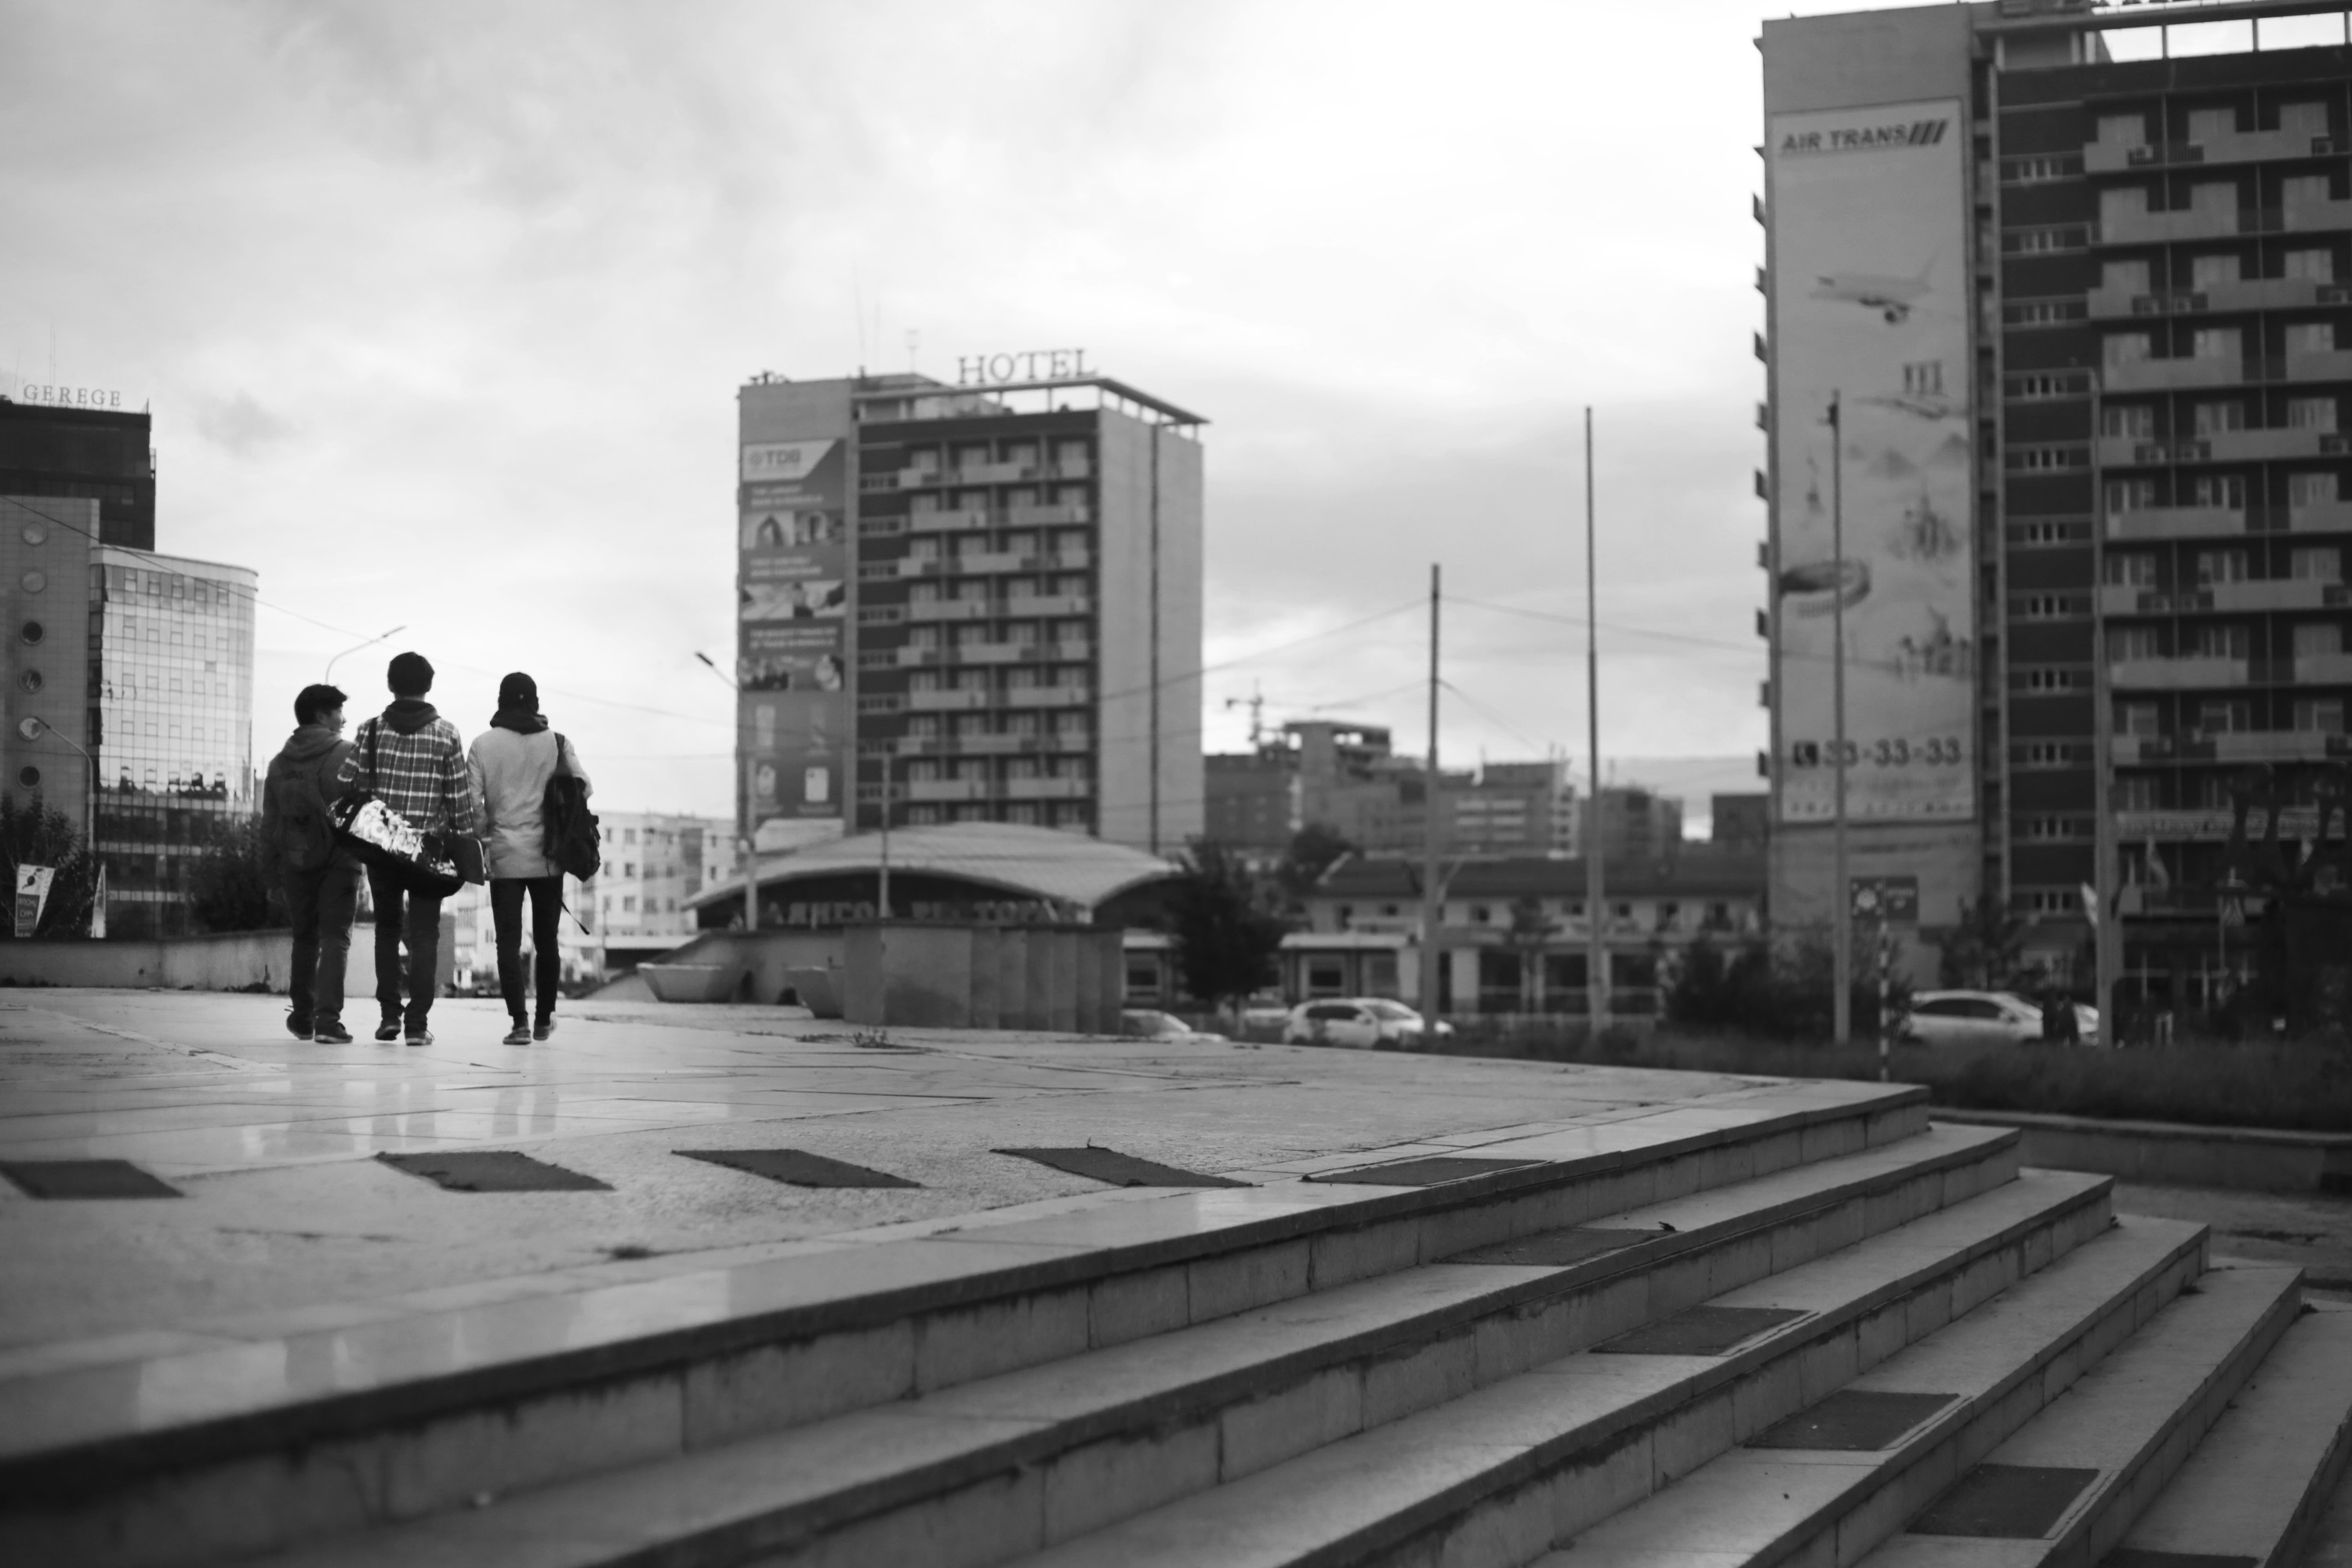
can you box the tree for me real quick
[1167,843,1289,1020]
[1938,897,2029,990]
[189,817,283,933]
[1276,824,1355,902]
[0,792,99,939]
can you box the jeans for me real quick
[283,856,361,1029]
[491,876,564,1023]
[367,864,445,1033]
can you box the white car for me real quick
[1900,989,2100,1047]
[1120,1009,1227,1044]
[1282,998,1454,1049]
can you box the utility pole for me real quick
[877,742,893,919]
[1831,391,1853,1046]
[1584,408,1609,1034]
[1419,564,1443,1019]
[2089,382,2120,1043]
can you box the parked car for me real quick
[1240,1000,1293,1034]
[1120,1009,1227,1044]
[1281,998,1454,1050]
[1899,989,2100,1047]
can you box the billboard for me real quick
[739,437,848,828]
[1769,100,1976,826]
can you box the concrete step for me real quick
[1857,1261,2303,1568]
[1004,1168,2127,1568]
[212,1124,2044,1568]
[2111,1301,2352,1568]
[1530,1213,2223,1567]
[0,1082,1925,1567]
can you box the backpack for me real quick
[543,733,601,880]
[278,758,339,872]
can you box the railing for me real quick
[2106,505,2246,540]
[1001,776,1090,800]
[1000,685,1092,709]
[2110,655,2249,689]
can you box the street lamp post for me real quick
[325,626,407,684]
[1829,392,1853,1046]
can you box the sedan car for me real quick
[1120,1009,1227,1044]
[1900,989,2100,1047]
[1282,998,1454,1049]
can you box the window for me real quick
[2020,889,2079,916]
[2103,403,2157,438]
[2281,102,2330,139]
[2109,626,2161,661]
[2106,477,2160,513]
[2190,327,2241,361]
[2295,699,2347,734]
[2114,775,2160,811]
[2011,521,2085,546]
[2019,742,2086,768]
[2103,332,2152,367]
[2007,299,2084,327]
[2106,553,2158,586]
[2010,445,2085,470]
[2101,259,2151,296]
[2194,699,2252,734]
[2006,154,2079,183]
[2020,817,2090,842]
[2188,182,2236,218]
[2292,548,2343,583]
[2009,372,2088,401]
[2100,187,2150,230]
[2283,175,2333,216]
[2190,474,2246,509]
[2288,397,2339,433]
[622,896,637,913]
[2286,321,2337,355]
[2194,549,2249,584]
[2020,666,2089,692]
[2187,107,2237,143]
[2116,702,2160,736]
[2096,113,2147,149]
[2190,623,2251,659]
[2017,594,2084,619]
[2292,472,2341,506]
[2193,401,2245,435]
[2009,227,2083,254]
[2295,622,2345,656]
[2285,249,2336,284]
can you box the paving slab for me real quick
[0,989,1777,1356]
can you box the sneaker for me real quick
[374,1018,403,1042]
[405,1029,434,1048]
[532,1017,557,1042]
[285,1011,314,1041]
[314,1022,354,1044]
[502,1022,532,1046]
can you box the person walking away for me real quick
[337,652,481,1047]
[468,673,590,1044]
[260,683,360,1044]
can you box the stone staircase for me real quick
[4,1078,2348,1568]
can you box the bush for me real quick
[189,818,284,933]
[1666,936,1905,1041]
[0,792,100,939]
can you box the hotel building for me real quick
[735,365,1203,858]
[1759,0,2352,1017]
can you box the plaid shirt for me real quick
[336,712,483,836]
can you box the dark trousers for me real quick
[367,864,445,1033]
[491,876,564,1023]
[283,856,361,1028]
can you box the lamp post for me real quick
[1829,392,1852,1046]
[325,626,407,684]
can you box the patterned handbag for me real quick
[329,721,467,898]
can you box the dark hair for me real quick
[387,651,434,696]
[498,671,538,710]
[294,683,348,726]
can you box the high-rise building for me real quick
[735,364,1203,856]
[590,810,737,964]
[0,392,156,550]
[1759,0,2352,1011]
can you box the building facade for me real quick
[591,811,737,963]
[0,394,156,550]
[1758,0,2352,1014]
[735,367,1204,856]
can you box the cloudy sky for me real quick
[2,0,1929,826]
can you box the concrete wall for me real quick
[1933,1107,2352,1196]
[0,918,455,996]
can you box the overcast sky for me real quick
[2,0,1929,825]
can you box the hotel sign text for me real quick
[956,348,1091,387]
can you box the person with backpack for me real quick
[468,672,593,1044]
[336,652,481,1046]
[260,683,361,1044]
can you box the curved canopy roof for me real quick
[685,821,1181,912]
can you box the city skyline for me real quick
[0,0,1944,821]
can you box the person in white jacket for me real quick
[467,673,590,1044]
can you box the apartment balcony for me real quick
[2209,579,2348,613]
[896,557,946,579]
[1001,776,1091,801]
[2291,502,2352,534]
[2100,584,2162,616]
[895,647,946,669]
[2088,129,2343,172]
[2086,288,2180,320]
[945,551,1028,574]
[906,779,990,803]
[953,462,1040,484]
[905,598,990,622]
[1003,502,1091,526]
[1004,593,1094,618]
[2100,208,2239,245]
[2281,350,2352,383]
[906,688,991,712]
[903,508,990,535]
[2105,505,2246,540]
[2209,731,2339,763]
[2205,277,2332,314]
[2100,356,2243,392]
[2299,652,2352,684]
[1050,459,1091,481]
[1000,685,1092,709]
[2211,427,2341,462]
[2110,655,2249,689]
[1037,549,1092,572]
[2282,198,2352,234]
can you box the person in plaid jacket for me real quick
[336,652,483,1045]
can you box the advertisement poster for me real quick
[1769,100,1977,826]
[739,439,848,825]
